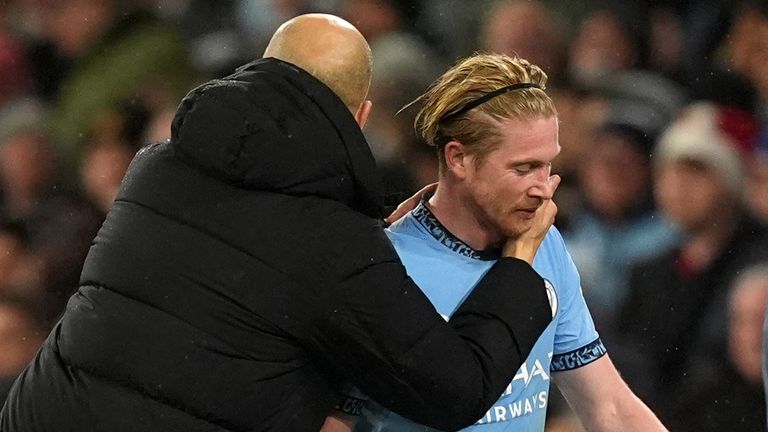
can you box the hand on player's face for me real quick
[385,183,438,225]
[529,174,561,230]
[501,174,560,263]
[525,174,560,240]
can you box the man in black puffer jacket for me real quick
[0,14,554,432]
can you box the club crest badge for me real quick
[544,279,558,318]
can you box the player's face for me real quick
[654,159,728,233]
[463,116,560,240]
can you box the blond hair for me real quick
[414,53,556,168]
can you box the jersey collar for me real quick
[411,195,501,261]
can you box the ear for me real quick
[443,140,471,179]
[354,100,373,128]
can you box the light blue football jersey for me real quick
[354,201,606,432]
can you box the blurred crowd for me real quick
[0,0,767,430]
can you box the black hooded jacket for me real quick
[0,59,552,432]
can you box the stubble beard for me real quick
[471,190,532,247]
[487,208,533,246]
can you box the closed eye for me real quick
[511,162,549,175]
[513,164,534,174]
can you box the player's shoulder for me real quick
[536,226,579,292]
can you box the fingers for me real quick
[548,174,561,195]
[536,199,557,226]
[385,200,416,225]
[546,175,560,223]
[385,182,438,224]
[534,190,558,232]
[543,199,558,225]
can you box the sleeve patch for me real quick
[333,395,367,416]
[551,338,607,372]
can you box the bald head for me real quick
[264,14,373,113]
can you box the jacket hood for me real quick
[170,58,383,218]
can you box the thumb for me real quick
[548,174,561,196]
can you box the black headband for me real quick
[440,82,543,123]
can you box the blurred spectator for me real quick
[729,266,768,402]
[564,71,686,328]
[617,101,768,426]
[23,0,199,173]
[547,84,609,230]
[0,293,47,403]
[363,32,443,197]
[0,98,60,221]
[566,6,648,85]
[80,103,146,215]
[481,0,567,83]
[341,0,444,198]
[669,264,768,431]
[364,29,443,163]
[0,98,102,323]
[81,142,137,215]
